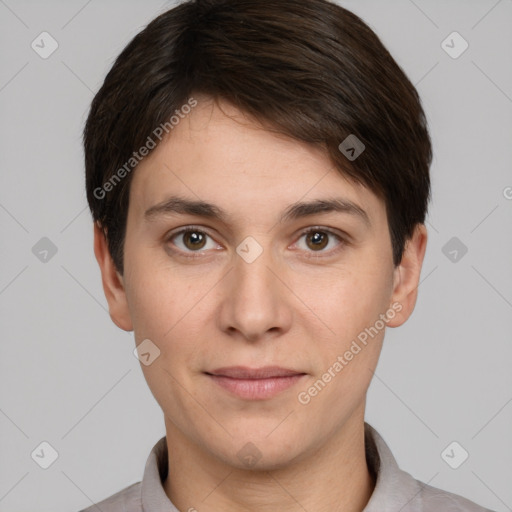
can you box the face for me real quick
[96,96,426,470]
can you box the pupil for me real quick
[185,231,205,249]
[308,231,327,250]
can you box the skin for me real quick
[94,96,427,512]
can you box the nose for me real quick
[217,241,293,343]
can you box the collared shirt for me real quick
[79,422,495,511]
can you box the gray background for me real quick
[0,0,511,511]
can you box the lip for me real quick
[205,366,306,400]
[208,366,304,379]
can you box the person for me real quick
[80,0,494,510]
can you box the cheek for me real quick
[292,263,392,406]
[299,263,393,341]
[123,241,185,327]
[124,278,170,338]
[123,256,212,369]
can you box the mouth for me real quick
[204,366,307,400]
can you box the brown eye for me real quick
[182,230,207,250]
[294,228,344,255]
[168,227,219,254]
[305,231,329,251]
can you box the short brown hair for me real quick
[84,0,432,273]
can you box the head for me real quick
[85,0,430,469]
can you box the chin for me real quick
[208,429,307,471]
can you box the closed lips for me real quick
[206,366,305,379]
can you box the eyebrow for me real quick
[144,196,371,227]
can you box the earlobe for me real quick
[93,222,134,332]
[387,224,428,328]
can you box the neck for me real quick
[163,413,375,512]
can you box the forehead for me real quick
[128,98,385,225]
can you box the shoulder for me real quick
[78,481,142,512]
[414,480,496,512]
[364,423,495,512]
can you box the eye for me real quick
[165,226,345,258]
[166,227,221,255]
[294,227,344,255]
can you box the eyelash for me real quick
[165,225,346,259]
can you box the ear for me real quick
[93,222,133,331]
[386,223,428,328]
